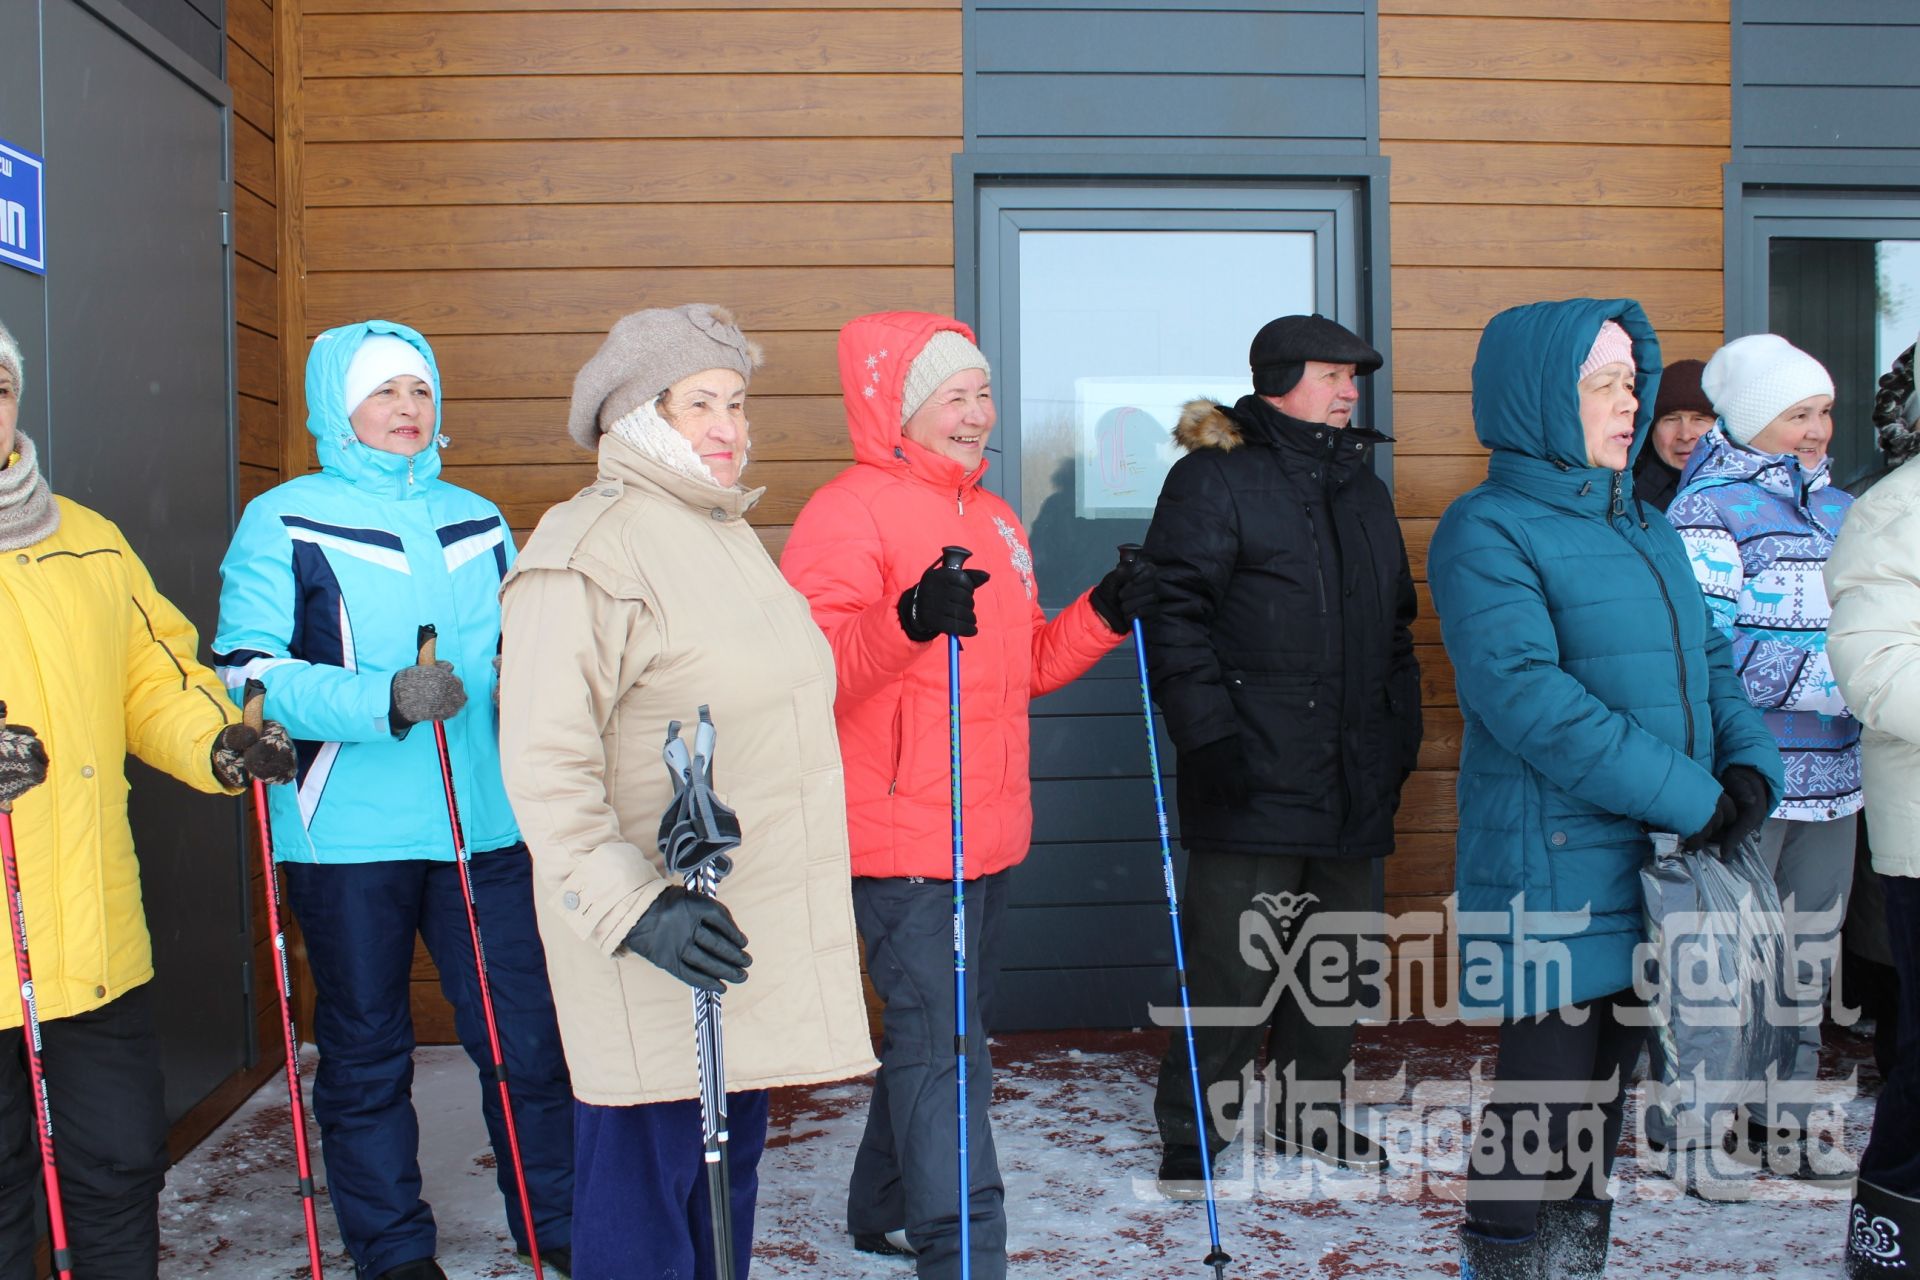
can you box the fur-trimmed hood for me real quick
[1173,398,1245,452]
[1172,394,1391,456]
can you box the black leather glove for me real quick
[389,661,469,736]
[1681,790,1738,855]
[622,886,752,994]
[1182,735,1252,809]
[0,715,49,809]
[898,556,992,642]
[211,720,299,788]
[1088,554,1162,634]
[1717,764,1773,861]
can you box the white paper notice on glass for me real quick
[1072,374,1251,519]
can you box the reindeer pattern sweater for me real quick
[1668,428,1861,821]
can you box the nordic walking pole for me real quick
[941,545,975,1280]
[1116,546,1232,1280]
[0,702,74,1280]
[241,680,327,1280]
[416,627,544,1280]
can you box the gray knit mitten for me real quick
[389,661,468,736]
[0,718,49,808]
[211,720,298,788]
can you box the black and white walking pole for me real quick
[416,626,544,1280]
[660,707,745,1280]
[1116,546,1233,1280]
[0,702,74,1280]
[941,544,975,1280]
[241,680,327,1280]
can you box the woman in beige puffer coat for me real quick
[1825,343,1920,1278]
[498,304,874,1279]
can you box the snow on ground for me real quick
[159,1023,1873,1278]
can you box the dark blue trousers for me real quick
[572,1091,769,1280]
[1864,874,1920,1196]
[283,845,573,1278]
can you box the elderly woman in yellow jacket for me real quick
[0,318,296,1277]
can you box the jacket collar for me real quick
[1678,426,1831,505]
[1232,395,1387,484]
[1487,450,1633,520]
[596,433,763,520]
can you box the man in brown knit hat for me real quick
[1632,357,1715,511]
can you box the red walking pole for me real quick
[0,701,74,1280]
[242,680,328,1278]
[416,626,543,1280]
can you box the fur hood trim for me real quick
[1173,399,1242,452]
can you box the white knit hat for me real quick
[344,334,436,417]
[0,319,22,395]
[901,330,990,424]
[1701,334,1834,446]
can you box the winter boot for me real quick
[1156,1143,1213,1200]
[517,1243,573,1278]
[1849,1178,1920,1278]
[1268,1115,1389,1172]
[1457,1226,1545,1280]
[852,1228,917,1257]
[373,1261,449,1280]
[1536,1197,1610,1278]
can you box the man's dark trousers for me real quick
[1154,850,1382,1154]
[0,984,168,1280]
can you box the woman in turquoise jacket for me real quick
[214,321,573,1280]
[1429,299,1781,1279]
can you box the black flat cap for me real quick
[1249,314,1383,395]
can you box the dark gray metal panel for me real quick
[999,903,1173,969]
[1744,0,1920,21]
[965,1,1372,152]
[41,0,242,1124]
[1742,22,1920,86]
[991,965,1176,1033]
[102,0,222,77]
[1004,842,1184,907]
[0,5,49,450]
[1741,88,1920,156]
[1733,7,1920,167]
[974,11,1362,75]
[1029,713,1175,780]
[973,74,1369,143]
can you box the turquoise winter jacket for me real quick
[1429,299,1783,1017]
[213,320,521,863]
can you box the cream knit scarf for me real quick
[606,398,747,490]
[0,433,60,551]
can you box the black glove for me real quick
[1681,790,1738,855]
[211,720,299,788]
[1181,736,1252,809]
[1088,554,1162,635]
[0,716,50,808]
[389,661,469,736]
[1717,764,1773,861]
[898,556,992,642]
[622,886,752,994]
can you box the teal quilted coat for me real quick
[1429,298,1783,1017]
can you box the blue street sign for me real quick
[0,138,46,276]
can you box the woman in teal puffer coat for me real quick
[1429,298,1782,1279]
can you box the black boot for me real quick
[1269,1114,1389,1172]
[517,1244,573,1278]
[852,1229,917,1257]
[1156,1143,1214,1200]
[375,1261,449,1280]
[1537,1197,1610,1278]
[1849,1178,1920,1278]
[1458,1226,1544,1280]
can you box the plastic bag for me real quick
[1640,831,1797,1143]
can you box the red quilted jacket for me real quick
[780,312,1120,879]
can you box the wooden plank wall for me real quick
[1377,0,1731,1012]
[289,0,962,1039]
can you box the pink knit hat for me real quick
[1578,320,1634,381]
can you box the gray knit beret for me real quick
[567,304,763,450]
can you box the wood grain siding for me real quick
[1735,2,1920,166]
[291,0,961,1038]
[1380,3,1731,976]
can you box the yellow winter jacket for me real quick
[0,496,238,1028]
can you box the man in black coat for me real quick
[1142,314,1421,1185]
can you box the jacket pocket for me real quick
[1224,668,1335,800]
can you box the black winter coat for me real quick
[1141,395,1422,858]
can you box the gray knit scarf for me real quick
[0,433,61,550]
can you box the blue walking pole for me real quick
[1118,545,1232,1279]
[941,544,975,1280]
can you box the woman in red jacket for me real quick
[782,312,1154,1279]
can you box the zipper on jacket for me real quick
[407,456,416,488]
[1613,471,1695,756]
[887,699,904,794]
[957,486,965,516]
[1303,507,1329,614]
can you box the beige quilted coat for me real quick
[499,435,875,1104]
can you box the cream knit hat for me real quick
[901,330,990,424]
[1702,334,1834,445]
[0,319,22,395]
